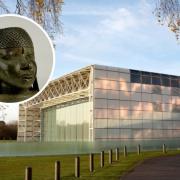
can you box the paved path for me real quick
[121,154,180,180]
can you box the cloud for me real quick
[62,9,111,16]
[55,0,179,78]
[55,4,159,74]
[61,52,112,65]
[55,33,78,46]
[100,8,139,33]
[57,7,146,52]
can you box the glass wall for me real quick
[93,65,180,141]
[130,69,179,88]
[42,106,56,141]
[42,98,90,141]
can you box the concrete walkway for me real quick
[121,154,180,180]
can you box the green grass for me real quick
[0,150,179,180]
[0,140,16,143]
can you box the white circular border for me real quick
[0,14,55,104]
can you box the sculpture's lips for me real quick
[21,74,34,81]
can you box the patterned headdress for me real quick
[0,27,33,49]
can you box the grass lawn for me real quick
[0,140,16,142]
[0,150,179,180]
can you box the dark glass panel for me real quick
[171,75,178,79]
[130,70,141,75]
[151,73,160,77]
[161,74,170,78]
[171,79,179,87]
[142,71,151,76]
[142,75,151,84]
[131,74,141,83]
[152,77,161,85]
[161,77,170,87]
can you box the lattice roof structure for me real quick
[24,65,92,108]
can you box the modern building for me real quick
[17,65,180,148]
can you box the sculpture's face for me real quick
[0,47,37,89]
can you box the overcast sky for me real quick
[3,0,180,122]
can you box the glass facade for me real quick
[42,98,90,141]
[94,65,180,141]
[39,65,180,144]
[130,70,180,88]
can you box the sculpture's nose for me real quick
[20,55,33,70]
[21,62,33,70]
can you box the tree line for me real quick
[0,121,17,140]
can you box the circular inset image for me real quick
[0,14,55,103]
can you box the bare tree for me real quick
[154,0,180,42]
[0,0,63,40]
[0,121,17,140]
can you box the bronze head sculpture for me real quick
[0,27,39,102]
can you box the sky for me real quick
[2,0,180,122]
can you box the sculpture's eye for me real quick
[0,50,10,60]
[2,54,11,60]
[2,50,21,59]
[2,51,14,60]
[26,54,34,60]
